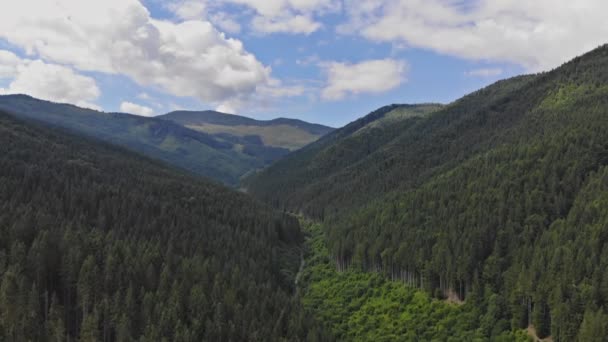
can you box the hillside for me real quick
[0,95,330,186]
[244,103,444,215]
[0,110,330,341]
[299,222,530,341]
[160,110,334,151]
[249,45,608,340]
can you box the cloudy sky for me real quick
[0,0,607,127]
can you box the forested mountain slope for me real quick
[0,95,330,186]
[0,111,328,341]
[247,47,606,220]
[299,222,530,341]
[250,45,608,340]
[160,110,333,152]
[243,103,443,214]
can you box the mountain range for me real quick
[0,94,333,186]
[246,44,608,340]
[3,44,608,341]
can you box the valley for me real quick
[248,45,608,341]
[0,95,332,186]
[1,6,608,339]
[0,111,328,341]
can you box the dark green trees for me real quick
[248,44,608,340]
[0,112,326,341]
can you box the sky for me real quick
[0,1,607,127]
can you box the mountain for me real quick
[247,44,608,340]
[0,109,329,341]
[0,95,331,186]
[159,110,334,151]
[243,103,444,215]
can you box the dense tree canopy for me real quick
[248,44,608,340]
[0,111,328,341]
[300,222,530,341]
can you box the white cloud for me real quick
[224,0,339,17]
[215,102,237,114]
[340,0,608,71]
[0,0,271,111]
[137,92,152,100]
[252,14,320,34]
[258,78,306,97]
[167,0,207,20]
[223,0,340,34]
[465,68,503,78]
[210,12,242,34]
[0,50,21,78]
[214,77,308,113]
[296,54,321,66]
[0,52,101,110]
[320,59,407,101]
[120,101,155,116]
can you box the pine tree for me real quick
[0,270,21,340]
[80,308,100,342]
[47,295,66,342]
[577,309,608,342]
[78,255,98,323]
[25,283,41,340]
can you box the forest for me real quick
[4,40,608,342]
[300,222,531,341]
[0,111,328,341]
[0,95,332,186]
[248,45,608,340]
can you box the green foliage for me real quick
[0,112,326,341]
[244,103,443,215]
[247,45,608,219]
[0,95,331,186]
[577,309,608,341]
[300,223,530,341]
[249,44,608,340]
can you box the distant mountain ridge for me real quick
[161,110,332,134]
[0,94,332,185]
[160,110,334,151]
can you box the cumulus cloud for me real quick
[223,0,340,34]
[0,51,101,110]
[120,101,155,117]
[252,14,320,34]
[224,0,339,17]
[214,77,308,113]
[0,50,21,79]
[215,102,237,114]
[340,0,608,71]
[258,78,307,98]
[167,0,207,20]
[210,12,242,34]
[320,59,407,101]
[0,0,271,110]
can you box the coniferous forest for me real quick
[247,45,608,340]
[0,111,328,341]
[3,39,608,342]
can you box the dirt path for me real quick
[527,325,553,342]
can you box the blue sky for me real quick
[0,1,606,127]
